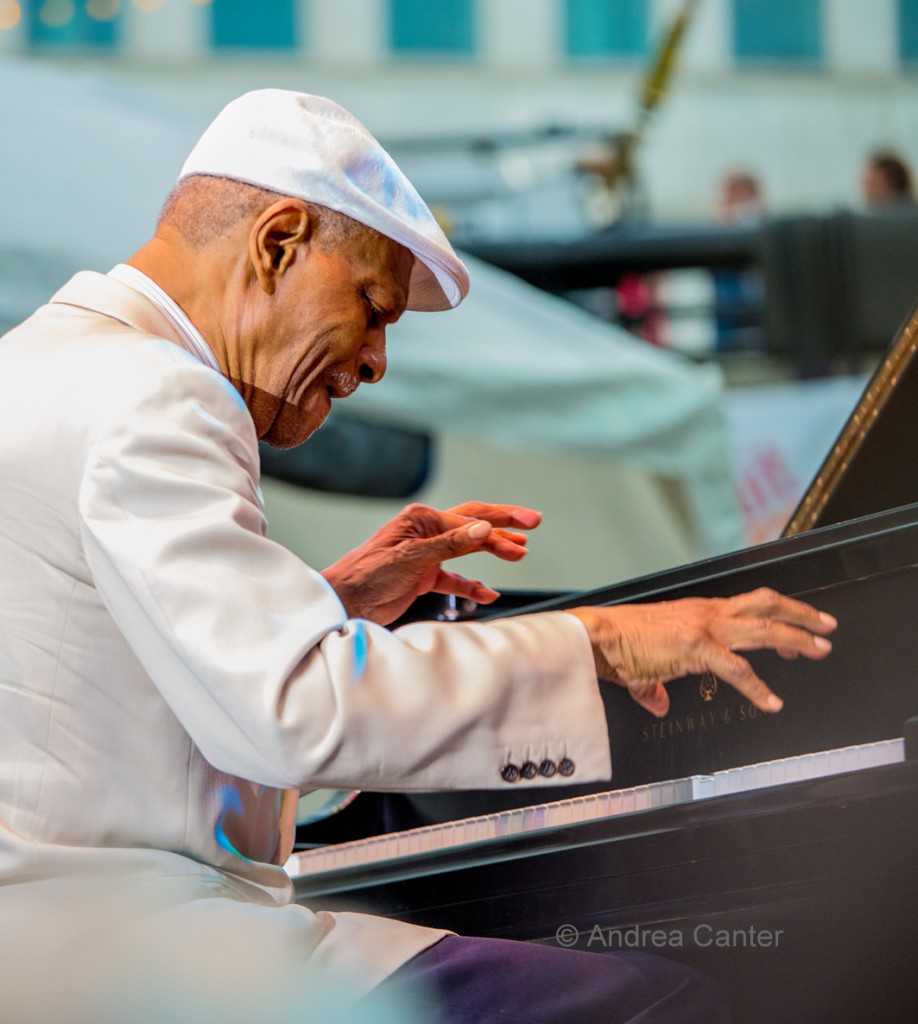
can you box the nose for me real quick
[358,330,387,384]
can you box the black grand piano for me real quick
[290,305,918,1023]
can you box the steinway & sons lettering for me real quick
[641,701,760,743]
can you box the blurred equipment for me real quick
[762,209,918,368]
[389,123,618,242]
[464,209,918,365]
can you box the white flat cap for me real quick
[180,89,469,312]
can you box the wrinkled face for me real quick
[237,229,414,449]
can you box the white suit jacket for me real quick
[0,272,611,1005]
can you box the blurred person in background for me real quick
[712,169,766,352]
[861,150,915,209]
[716,169,765,226]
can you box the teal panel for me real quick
[566,0,648,58]
[211,0,298,50]
[390,0,473,54]
[899,0,918,61]
[733,0,822,63]
[28,1,120,49]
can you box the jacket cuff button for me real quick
[520,761,538,780]
[558,757,576,777]
[538,759,557,778]
[500,763,520,783]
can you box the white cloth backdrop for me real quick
[725,375,867,546]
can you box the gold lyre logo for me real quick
[699,672,718,702]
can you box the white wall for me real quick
[6,0,918,220]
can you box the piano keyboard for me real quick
[285,737,903,882]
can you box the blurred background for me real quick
[3,0,918,592]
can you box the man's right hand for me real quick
[566,588,837,718]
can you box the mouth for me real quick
[324,375,360,401]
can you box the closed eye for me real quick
[362,291,378,327]
[363,291,391,330]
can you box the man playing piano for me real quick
[0,91,837,1023]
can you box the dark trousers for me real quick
[376,935,731,1023]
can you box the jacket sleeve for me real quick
[78,359,612,791]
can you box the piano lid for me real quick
[784,295,918,535]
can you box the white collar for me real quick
[107,264,221,374]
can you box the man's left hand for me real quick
[321,501,541,625]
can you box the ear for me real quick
[249,199,313,295]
